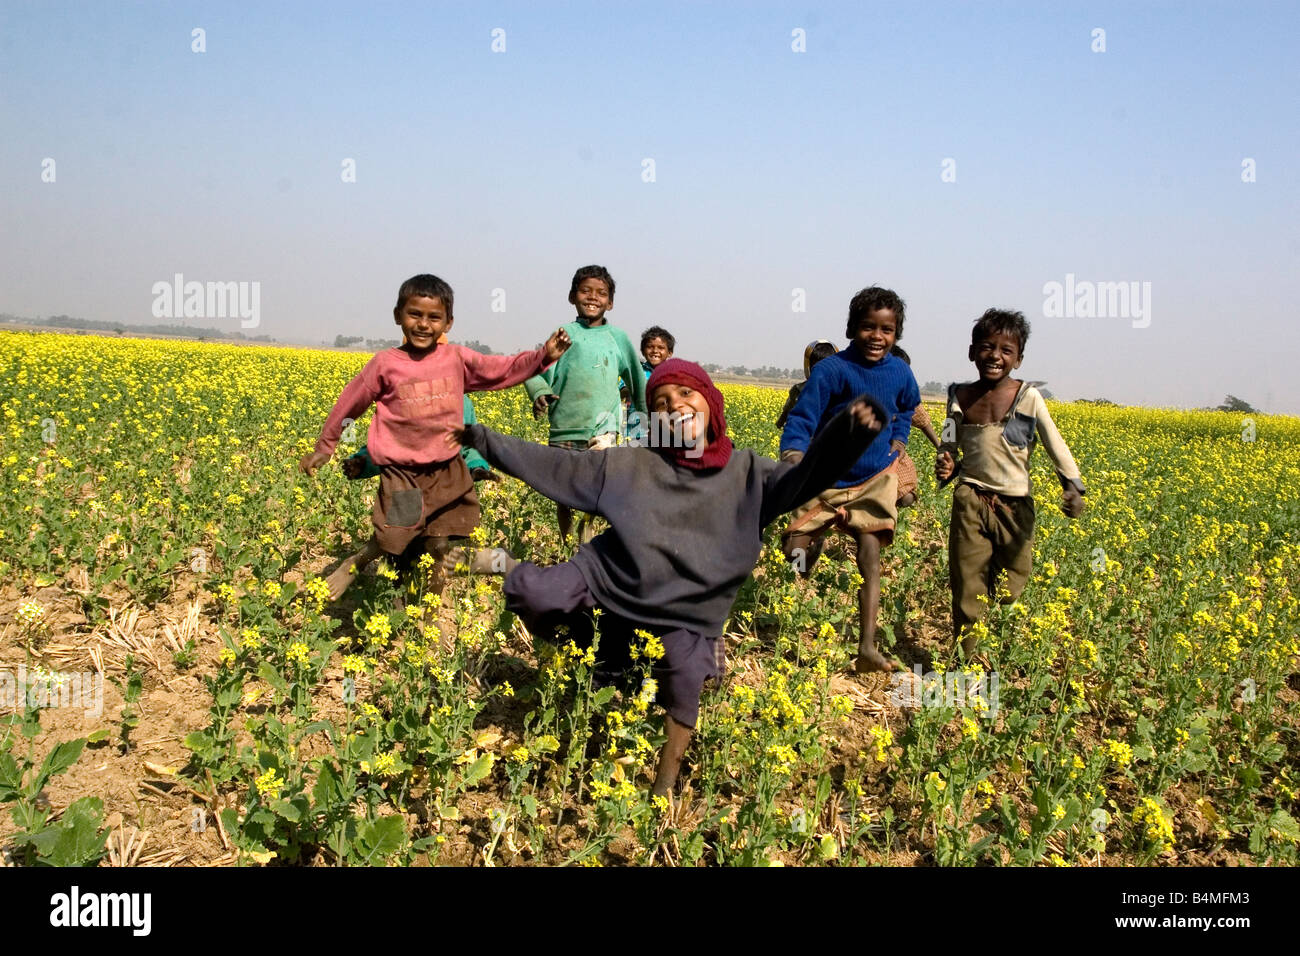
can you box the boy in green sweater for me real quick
[525,265,647,543]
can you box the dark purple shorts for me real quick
[503,561,720,729]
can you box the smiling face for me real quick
[852,308,898,363]
[651,382,710,451]
[394,295,453,352]
[642,336,671,367]
[569,278,612,324]
[969,330,1023,383]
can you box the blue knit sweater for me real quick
[779,348,920,487]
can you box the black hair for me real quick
[394,274,454,319]
[641,326,675,352]
[890,345,911,365]
[971,308,1030,354]
[569,265,616,301]
[846,286,906,339]
[809,341,837,365]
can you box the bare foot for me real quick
[441,547,518,575]
[854,648,897,673]
[327,540,381,600]
[325,562,360,601]
[441,546,470,574]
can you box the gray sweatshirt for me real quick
[461,395,885,637]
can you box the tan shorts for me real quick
[373,456,479,555]
[783,455,907,544]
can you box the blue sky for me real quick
[2,1,1298,411]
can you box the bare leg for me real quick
[415,536,457,593]
[557,503,573,544]
[326,538,382,600]
[782,531,826,577]
[897,491,916,508]
[854,531,894,672]
[652,715,693,798]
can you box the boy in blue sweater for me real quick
[780,287,921,673]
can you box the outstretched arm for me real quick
[462,336,565,393]
[761,395,887,527]
[456,423,606,513]
[300,362,382,474]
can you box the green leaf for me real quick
[97,563,127,585]
[0,753,23,795]
[970,832,999,856]
[296,720,334,741]
[86,729,111,744]
[1183,752,1211,774]
[1256,741,1285,764]
[1248,824,1266,855]
[312,762,343,809]
[32,796,107,867]
[1135,716,1156,741]
[461,753,494,788]
[248,808,277,831]
[39,738,86,783]
[219,807,240,834]
[182,731,215,757]
[591,686,617,709]
[357,815,406,863]
[1060,796,1083,831]
[215,681,244,709]
[1267,810,1300,843]
[815,772,832,810]
[270,799,303,822]
[257,662,290,698]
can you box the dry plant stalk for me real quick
[94,604,162,670]
[106,823,149,868]
[160,599,203,654]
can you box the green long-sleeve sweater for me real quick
[524,319,647,443]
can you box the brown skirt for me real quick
[372,456,479,555]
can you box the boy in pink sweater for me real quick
[300,274,570,599]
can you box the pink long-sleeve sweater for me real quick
[314,344,548,466]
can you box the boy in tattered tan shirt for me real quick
[935,309,1085,657]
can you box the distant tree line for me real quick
[1213,395,1256,413]
[0,313,270,341]
[333,335,401,350]
[700,363,799,380]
